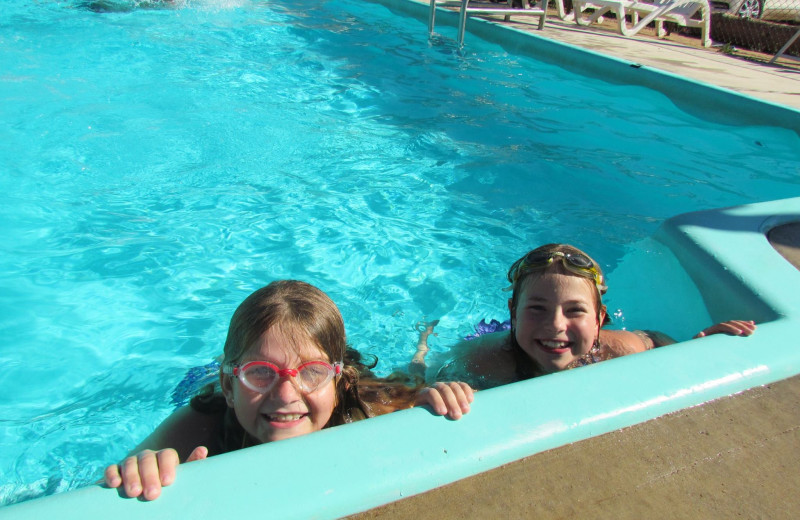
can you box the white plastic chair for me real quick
[570,0,712,47]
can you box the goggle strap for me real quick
[512,251,605,291]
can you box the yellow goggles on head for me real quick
[508,250,607,293]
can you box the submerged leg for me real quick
[408,319,439,378]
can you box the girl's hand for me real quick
[416,381,474,420]
[103,446,208,500]
[694,320,757,339]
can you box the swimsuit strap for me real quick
[171,360,221,409]
[566,343,604,369]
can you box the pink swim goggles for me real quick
[223,360,343,394]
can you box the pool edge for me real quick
[4,195,800,518]
[347,373,800,518]
[369,0,800,135]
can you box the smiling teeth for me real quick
[540,340,568,349]
[267,414,304,422]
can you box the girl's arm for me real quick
[598,329,656,357]
[694,320,756,338]
[599,320,757,358]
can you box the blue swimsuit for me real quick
[170,360,220,409]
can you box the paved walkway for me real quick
[438,4,800,109]
[530,16,800,108]
[351,374,800,520]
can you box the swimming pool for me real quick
[1,0,800,510]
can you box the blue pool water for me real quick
[1,0,800,506]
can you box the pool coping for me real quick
[348,372,800,518]
[4,194,800,518]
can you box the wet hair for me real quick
[334,350,422,425]
[222,279,347,367]
[506,244,609,379]
[192,280,421,450]
[507,243,608,325]
[221,279,367,427]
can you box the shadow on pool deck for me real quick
[349,223,800,519]
[770,222,800,270]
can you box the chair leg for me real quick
[504,0,513,22]
[700,10,711,47]
[617,5,671,37]
[573,1,613,26]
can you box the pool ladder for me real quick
[428,0,547,48]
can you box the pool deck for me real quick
[506,14,800,110]
[770,222,800,268]
[349,217,800,520]
[427,3,800,109]
[351,373,800,519]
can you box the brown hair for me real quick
[203,280,419,443]
[221,280,364,426]
[222,279,347,367]
[507,243,608,325]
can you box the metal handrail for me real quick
[428,0,547,47]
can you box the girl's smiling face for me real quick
[221,325,337,444]
[510,272,604,374]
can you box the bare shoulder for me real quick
[129,405,223,460]
[438,331,517,388]
[450,331,509,354]
[598,329,652,357]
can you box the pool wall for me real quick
[5,5,800,516]
[4,194,800,518]
[376,0,800,134]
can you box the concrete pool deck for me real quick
[351,222,800,520]
[422,2,800,110]
[351,375,800,519]
[500,14,800,110]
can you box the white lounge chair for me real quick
[569,0,712,47]
[548,0,571,19]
